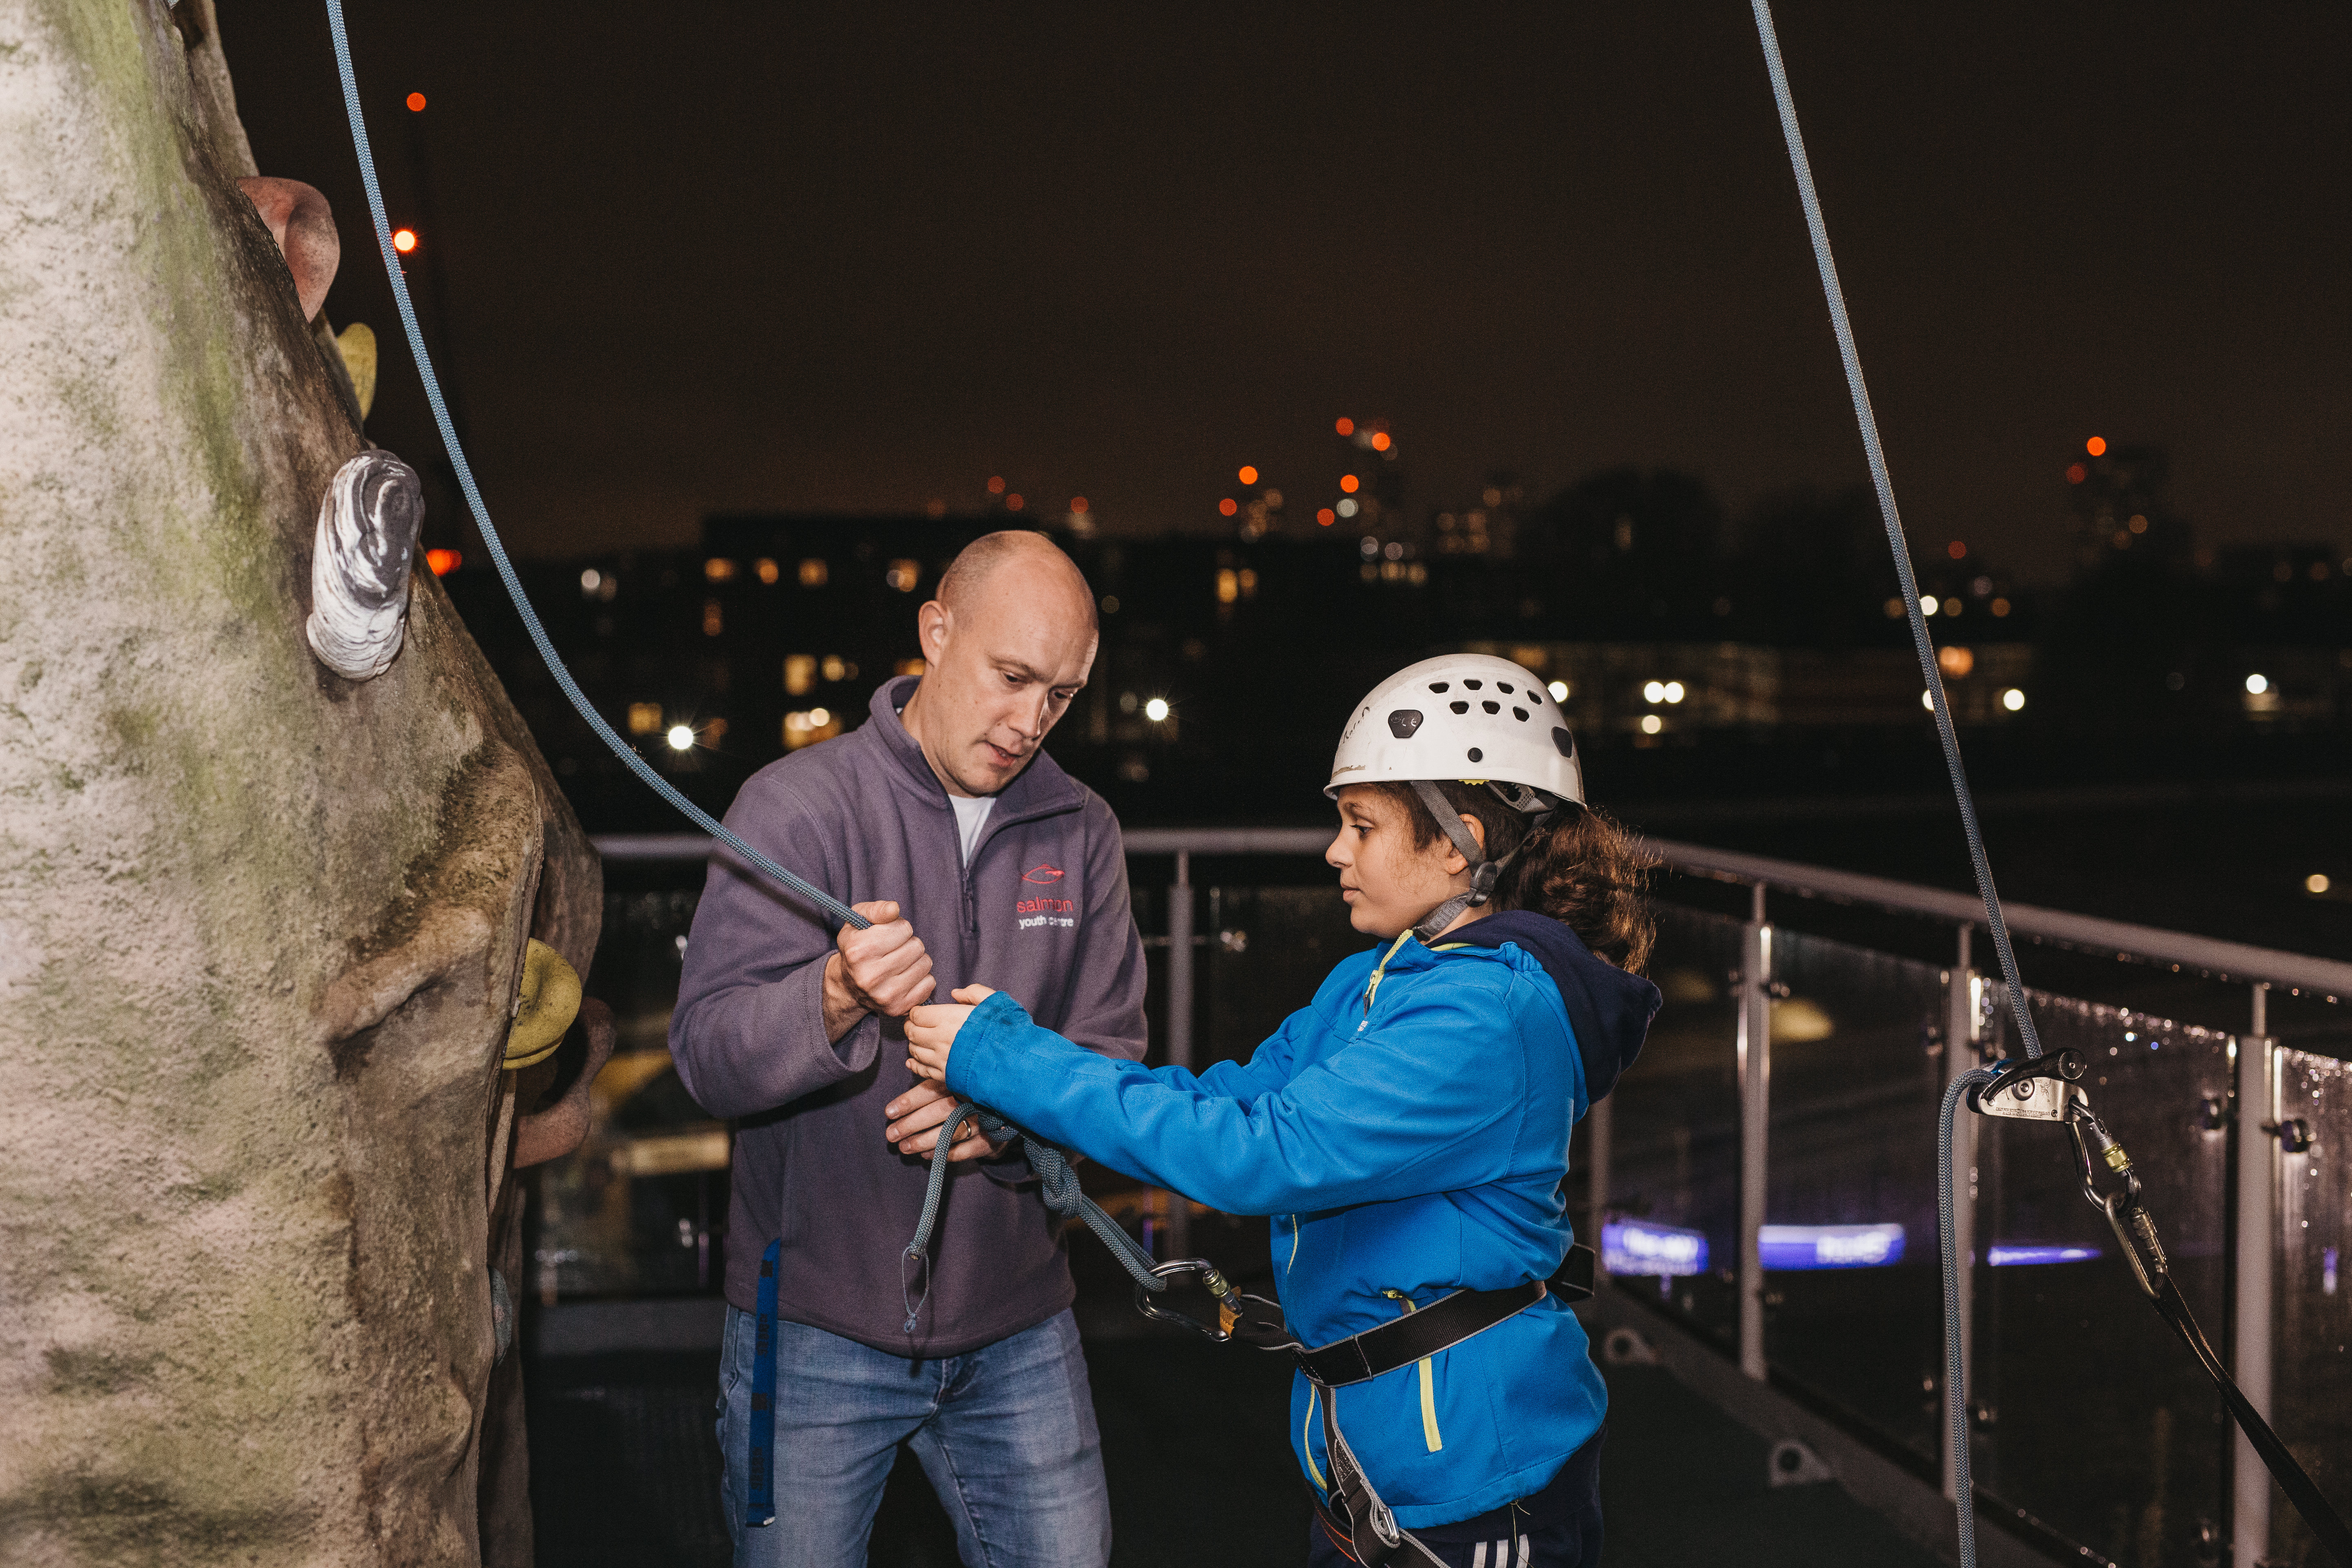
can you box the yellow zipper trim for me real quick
[1303,1385,1328,1489]
[1359,930,1415,1026]
[1287,1213,1302,1273]
[1382,1290,1444,1453]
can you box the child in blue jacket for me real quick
[907,655,1660,1567]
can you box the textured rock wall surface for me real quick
[0,2,598,1563]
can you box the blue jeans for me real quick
[716,1305,1111,1568]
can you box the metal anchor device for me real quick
[1967,1050,2352,1566]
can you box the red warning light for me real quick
[1334,418,1354,437]
[425,548,461,576]
[2066,463,2087,484]
[1217,498,1238,517]
[1316,508,1336,527]
[1004,494,1025,512]
[986,475,1006,494]
[2085,436,2107,457]
[392,228,418,254]
[1947,540,1967,560]
[405,92,428,113]
[1069,497,1089,514]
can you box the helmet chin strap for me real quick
[1407,780,1555,945]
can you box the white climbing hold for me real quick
[305,451,423,681]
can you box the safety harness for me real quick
[1406,781,1560,946]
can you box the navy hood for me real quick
[1448,910,1660,1103]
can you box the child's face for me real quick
[1325,785,1476,939]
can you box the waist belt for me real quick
[1296,1243,1593,1388]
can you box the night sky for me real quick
[227,2,2348,583]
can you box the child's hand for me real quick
[904,985,997,1082]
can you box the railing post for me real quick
[1942,925,1977,1505]
[1163,852,1194,1261]
[1737,883,1771,1381]
[2233,983,2275,1568]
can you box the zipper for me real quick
[1380,1289,1444,1454]
[1359,930,1414,1032]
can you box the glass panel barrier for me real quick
[1608,906,1746,1346]
[534,878,724,1299]
[2268,1049,2352,1568]
[1760,929,1951,1470]
[1972,993,2232,1567]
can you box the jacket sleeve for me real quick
[944,982,1524,1217]
[668,776,874,1119]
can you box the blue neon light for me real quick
[1987,1244,2101,1267]
[1757,1223,1906,1270]
[1602,1220,1710,1278]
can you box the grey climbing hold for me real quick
[305,451,423,681]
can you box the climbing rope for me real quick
[321,0,866,935]
[902,1100,1167,1333]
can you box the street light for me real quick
[1144,698,1170,722]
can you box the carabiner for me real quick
[1133,1258,1243,1341]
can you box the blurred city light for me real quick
[2066,462,2087,483]
[1339,474,1359,494]
[1004,494,1024,512]
[1987,1245,2100,1267]
[1217,498,1238,517]
[1938,646,1975,677]
[2086,436,2107,457]
[579,568,601,594]
[1336,498,1358,518]
[405,91,427,112]
[1918,594,1937,616]
[1663,681,1685,704]
[1547,680,1569,701]
[986,476,1006,494]
[1316,508,1335,527]
[1946,540,1967,559]
[2245,673,2270,695]
[1602,1219,1708,1278]
[1334,417,1354,436]
[1922,690,1936,711]
[2002,688,2027,711]
[1758,1223,1904,1270]
[1639,714,1663,735]
[1069,496,1089,514]
[424,547,459,575]
[1370,432,1392,452]
[2307,874,2332,895]
[1144,698,1170,722]
[392,229,418,254]
[665,725,694,751]
[1237,466,1258,486]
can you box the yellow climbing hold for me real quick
[504,939,581,1070]
[335,322,378,421]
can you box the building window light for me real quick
[783,707,841,751]
[755,558,780,585]
[784,654,816,696]
[1215,569,1239,605]
[702,599,723,637]
[626,703,663,736]
[797,558,829,588]
[704,558,737,583]
[886,559,922,592]
[1639,714,1663,735]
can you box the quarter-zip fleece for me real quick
[941,916,1659,1526]
[670,677,1149,1356]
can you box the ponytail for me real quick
[1374,782,1659,974]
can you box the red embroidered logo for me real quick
[1022,864,1065,884]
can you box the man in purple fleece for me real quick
[671,532,1147,1567]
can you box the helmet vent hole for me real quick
[1449,701,1468,715]
[1386,709,1424,739]
[1512,708,1528,721]
[1552,727,1577,760]
[1497,682,1515,694]
[1463,679,1482,690]
[1481,700,1499,715]
[1467,747,1483,764]
[1428,682,1450,693]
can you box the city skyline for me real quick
[225,1,2351,584]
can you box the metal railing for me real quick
[590,827,2348,1565]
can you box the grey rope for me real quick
[321,0,866,934]
[1747,0,2039,1063]
[901,1100,1165,1332]
[1749,9,2045,1567]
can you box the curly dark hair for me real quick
[1372,781,1658,974]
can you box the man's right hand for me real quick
[822,901,934,1042]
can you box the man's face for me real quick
[905,557,1098,797]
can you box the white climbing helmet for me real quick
[1327,654,1584,806]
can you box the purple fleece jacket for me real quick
[670,677,1149,1356]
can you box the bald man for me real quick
[673,532,1144,1568]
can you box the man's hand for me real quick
[884,1078,1001,1162]
[822,900,934,1043]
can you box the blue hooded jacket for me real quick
[943,907,1660,1527]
